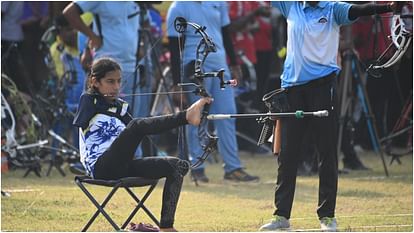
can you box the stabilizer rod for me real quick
[207,110,329,120]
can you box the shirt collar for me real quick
[302,1,329,10]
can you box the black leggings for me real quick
[94,112,190,228]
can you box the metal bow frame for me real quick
[174,17,236,169]
[368,10,413,71]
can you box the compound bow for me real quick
[174,17,236,169]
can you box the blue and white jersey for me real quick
[73,93,132,177]
[272,1,355,88]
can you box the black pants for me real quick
[94,112,189,228]
[274,73,338,219]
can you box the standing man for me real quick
[259,1,401,231]
[167,1,259,183]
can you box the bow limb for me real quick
[369,13,413,70]
[374,36,412,69]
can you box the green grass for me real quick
[1,151,412,231]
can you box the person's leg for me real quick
[208,74,242,173]
[125,156,189,229]
[121,71,143,158]
[137,57,152,118]
[1,40,33,95]
[137,59,155,158]
[274,87,307,219]
[306,81,338,219]
[94,112,188,179]
[341,116,369,170]
[51,118,66,159]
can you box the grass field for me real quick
[1,151,412,232]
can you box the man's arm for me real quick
[348,2,402,20]
[222,25,241,81]
[63,2,101,50]
[222,25,237,66]
[228,5,271,32]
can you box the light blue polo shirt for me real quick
[166,1,230,67]
[75,1,141,73]
[272,1,354,88]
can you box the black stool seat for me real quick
[75,175,158,187]
[75,175,160,231]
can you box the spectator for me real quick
[1,1,32,95]
[20,2,50,91]
[167,1,259,183]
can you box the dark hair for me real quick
[87,57,121,92]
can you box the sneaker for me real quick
[259,215,290,231]
[191,169,209,183]
[320,217,337,232]
[224,168,259,182]
[128,222,160,232]
[343,157,370,170]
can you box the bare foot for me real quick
[186,97,213,126]
[159,227,178,232]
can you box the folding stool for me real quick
[75,175,160,231]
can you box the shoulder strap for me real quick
[93,14,103,40]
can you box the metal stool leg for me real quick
[76,180,121,231]
[121,184,160,229]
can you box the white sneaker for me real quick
[259,215,290,231]
[320,217,337,232]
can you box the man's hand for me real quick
[229,64,242,85]
[186,97,213,126]
[88,34,102,51]
[80,47,93,71]
[390,1,407,14]
[255,6,271,17]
